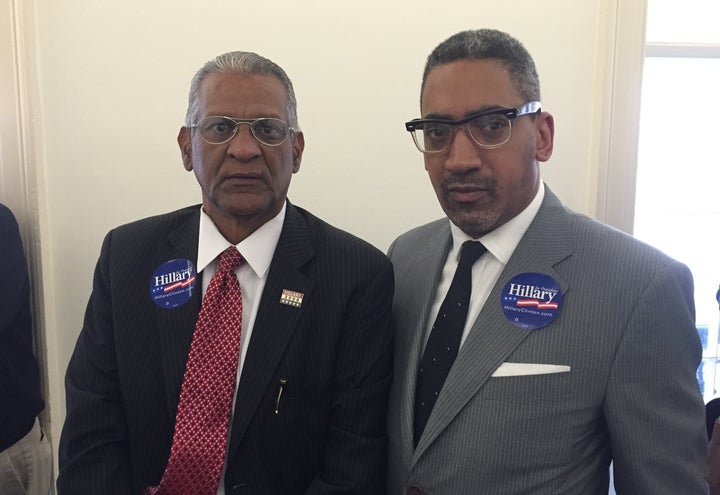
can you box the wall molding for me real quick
[594,0,648,234]
[0,0,57,477]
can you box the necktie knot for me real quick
[458,241,486,269]
[218,246,243,274]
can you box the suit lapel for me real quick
[153,208,203,417]
[412,188,574,462]
[227,204,315,453]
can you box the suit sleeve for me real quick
[0,205,27,335]
[57,232,133,494]
[305,258,394,495]
[604,260,708,494]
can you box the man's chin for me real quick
[206,196,275,220]
[446,209,499,239]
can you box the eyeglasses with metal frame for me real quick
[405,101,542,153]
[189,116,296,146]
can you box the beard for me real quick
[437,172,502,238]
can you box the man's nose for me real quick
[444,126,483,172]
[226,123,261,160]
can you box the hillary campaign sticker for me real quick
[501,273,562,330]
[150,259,196,309]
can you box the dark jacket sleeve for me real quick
[305,259,394,495]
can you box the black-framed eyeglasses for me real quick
[405,101,541,153]
[189,116,296,146]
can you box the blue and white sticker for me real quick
[149,258,196,309]
[501,273,562,330]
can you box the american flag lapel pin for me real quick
[280,289,304,308]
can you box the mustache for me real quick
[441,172,497,191]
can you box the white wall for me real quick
[2,0,643,482]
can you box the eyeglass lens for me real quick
[416,113,512,152]
[197,116,290,146]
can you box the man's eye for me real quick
[256,123,281,137]
[484,118,507,131]
[200,118,235,136]
[212,122,231,133]
[472,116,508,136]
[424,125,450,140]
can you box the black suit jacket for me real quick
[0,204,45,451]
[57,203,394,495]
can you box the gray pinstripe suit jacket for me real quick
[58,202,394,495]
[387,187,708,495]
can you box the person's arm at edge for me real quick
[0,205,28,333]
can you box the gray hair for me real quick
[421,29,541,104]
[185,51,299,128]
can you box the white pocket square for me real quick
[491,362,571,377]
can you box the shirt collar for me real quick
[449,181,545,264]
[197,202,286,278]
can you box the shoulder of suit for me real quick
[110,205,201,235]
[97,205,201,258]
[560,203,682,270]
[0,203,14,222]
[288,203,388,260]
[0,203,19,232]
[391,217,449,247]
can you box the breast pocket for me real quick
[482,367,575,403]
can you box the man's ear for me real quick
[178,127,193,171]
[291,131,305,173]
[535,112,554,163]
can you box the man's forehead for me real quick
[199,72,285,95]
[420,59,520,117]
[197,72,288,116]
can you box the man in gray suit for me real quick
[387,29,708,494]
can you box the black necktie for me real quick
[414,240,486,446]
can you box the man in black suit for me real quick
[57,51,394,495]
[0,203,52,495]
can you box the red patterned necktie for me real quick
[145,246,244,495]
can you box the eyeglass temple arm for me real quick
[517,101,542,116]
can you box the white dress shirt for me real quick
[424,182,545,349]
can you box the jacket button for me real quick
[407,485,424,495]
